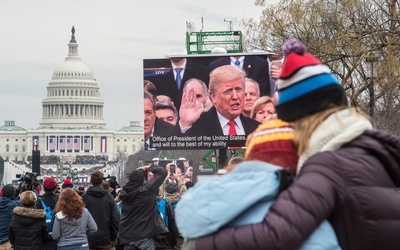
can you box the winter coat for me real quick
[52,208,97,247]
[36,191,59,210]
[36,191,59,249]
[83,185,120,247]
[118,165,169,244]
[195,129,400,250]
[161,177,187,204]
[0,198,20,244]
[176,161,340,250]
[8,206,48,250]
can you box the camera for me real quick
[17,172,40,193]
[104,175,120,189]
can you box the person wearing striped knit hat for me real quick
[192,39,400,250]
[275,38,348,122]
[176,119,340,250]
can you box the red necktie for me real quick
[228,120,237,135]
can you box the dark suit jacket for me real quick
[209,56,271,97]
[176,106,260,138]
[151,60,210,112]
[154,117,175,137]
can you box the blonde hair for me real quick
[20,190,37,207]
[250,96,276,119]
[290,107,368,155]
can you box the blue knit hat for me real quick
[276,38,347,121]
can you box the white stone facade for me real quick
[0,28,143,166]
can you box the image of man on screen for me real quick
[144,91,174,150]
[182,78,210,111]
[209,55,270,97]
[176,65,260,138]
[146,57,210,112]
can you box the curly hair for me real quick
[55,188,84,219]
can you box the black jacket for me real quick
[174,106,260,148]
[9,206,48,250]
[36,191,59,248]
[83,185,120,247]
[154,117,175,137]
[36,191,59,210]
[119,166,168,244]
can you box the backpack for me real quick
[40,199,53,233]
[156,198,179,249]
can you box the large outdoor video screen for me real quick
[143,53,272,150]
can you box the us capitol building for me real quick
[0,27,144,183]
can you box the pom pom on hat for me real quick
[1,184,16,198]
[62,179,74,189]
[43,177,57,191]
[245,119,298,175]
[276,38,347,122]
[282,38,307,57]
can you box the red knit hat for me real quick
[43,177,57,191]
[62,179,74,189]
[245,119,298,175]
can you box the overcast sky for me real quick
[0,0,267,130]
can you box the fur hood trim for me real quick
[13,206,46,218]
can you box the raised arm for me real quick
[144,165,168,194]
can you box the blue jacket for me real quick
[0,197,20,244]
[175,161,341,250]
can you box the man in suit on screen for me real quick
[176,65,260,138]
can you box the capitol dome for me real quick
[52,60,95,80]
[40,26,105,129]
[119,121,144,132]
[0,121,26,131]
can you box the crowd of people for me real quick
[0,156,196,250]
[24,155,109,166]
[1,38,400,250]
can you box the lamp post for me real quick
[365,54,378,117]
[56,156,64,183]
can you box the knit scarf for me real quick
[297,109,373,174]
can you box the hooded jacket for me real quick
[83,185,119,247]
[0,197,20,244]
[176,161,340,250]
[8,206,48,249]
[195,129,400,250]
[52,207,97,247]
[118,165,168,244]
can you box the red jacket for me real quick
[196,129,400,250]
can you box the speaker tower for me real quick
[32,150,41,174]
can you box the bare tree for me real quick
[112,151,128,186]
[244,0,400,135]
